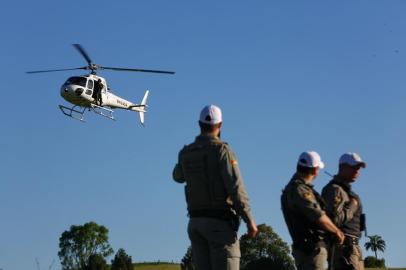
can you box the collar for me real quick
[332,175,352,190]
[291,173,314,187]
[195,134,221,143]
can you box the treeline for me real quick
[134,261,179,266]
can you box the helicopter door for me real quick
[85,79,94,96]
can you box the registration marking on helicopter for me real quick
[117,99,128,107]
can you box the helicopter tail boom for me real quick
[129,90,149,126]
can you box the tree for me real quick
[84,254,108,270]
[111,248,133,270]
[240,224,295,270]
[364,256,386,268]
[58,221,114,270]
[180,246,194,270]
[364,234,386,259]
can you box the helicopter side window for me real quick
[66,76,87,87]
[87,79,94,89]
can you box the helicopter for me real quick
[27,44,175,124]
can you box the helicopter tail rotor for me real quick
[129,90,149,126]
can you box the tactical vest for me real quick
[180,139,230,212]
[281,178,326,253]
[329,180,363,238]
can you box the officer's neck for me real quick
[297,172,316,185]
[201,129,221,138]
[336,173,353,186]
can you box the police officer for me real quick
[173,105,258,270]
[281,151,345,270]
[322,153,366,270]
[94,79,103,105]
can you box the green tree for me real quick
[240,224,295,270]
[364,256,386,268]
[111,248,133,270]
[364,234,386,259]
[58,221,114,270]
[181,246,194,270]
[84,254,108,270]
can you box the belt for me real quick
[189,209,233,221]
[344,235,359,246]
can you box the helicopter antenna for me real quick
[324,170,334,177]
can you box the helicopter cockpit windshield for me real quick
[65,76,87,87]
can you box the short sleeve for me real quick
[292,184,325,223]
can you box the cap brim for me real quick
[318,161,325,169]
[357,162,366,168]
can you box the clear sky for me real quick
[1,1,405,269]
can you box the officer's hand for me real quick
[335,229,345,245]
[247,220,258,238]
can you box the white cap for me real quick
[339,152,366,168]
[199,105,222,125]
[298,151,325,169]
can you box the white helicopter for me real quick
[27,44,175,124]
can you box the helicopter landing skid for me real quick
[90,104,115,121]
[59,105,87,122]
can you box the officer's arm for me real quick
[172,150,185,183]
[293,186,344,243]
[317,214,345,245]
[219,145,254,224]
[293,185,326,223]
[322,186,358,226]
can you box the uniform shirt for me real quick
[321,176,363,238]
[173,134,253,223]
[281,174,326,246]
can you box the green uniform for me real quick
[322,176,365,270]
[281,174,328,270]
[173,134,253,270]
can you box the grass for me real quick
[133,262,180,270]
[130,266,405,270]
[131,266,405,270]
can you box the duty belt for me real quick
[189,209,233,221]
[344,235,359,246]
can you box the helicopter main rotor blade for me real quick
[73,44,93,65]
[101,66,175,74]
[26,67,87,74]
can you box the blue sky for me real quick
[1,1,405,269]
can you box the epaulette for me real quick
[211,140,225,146]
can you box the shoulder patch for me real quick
[334,194,343,209]
[231,159,238,165]
[303,191,315,201]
